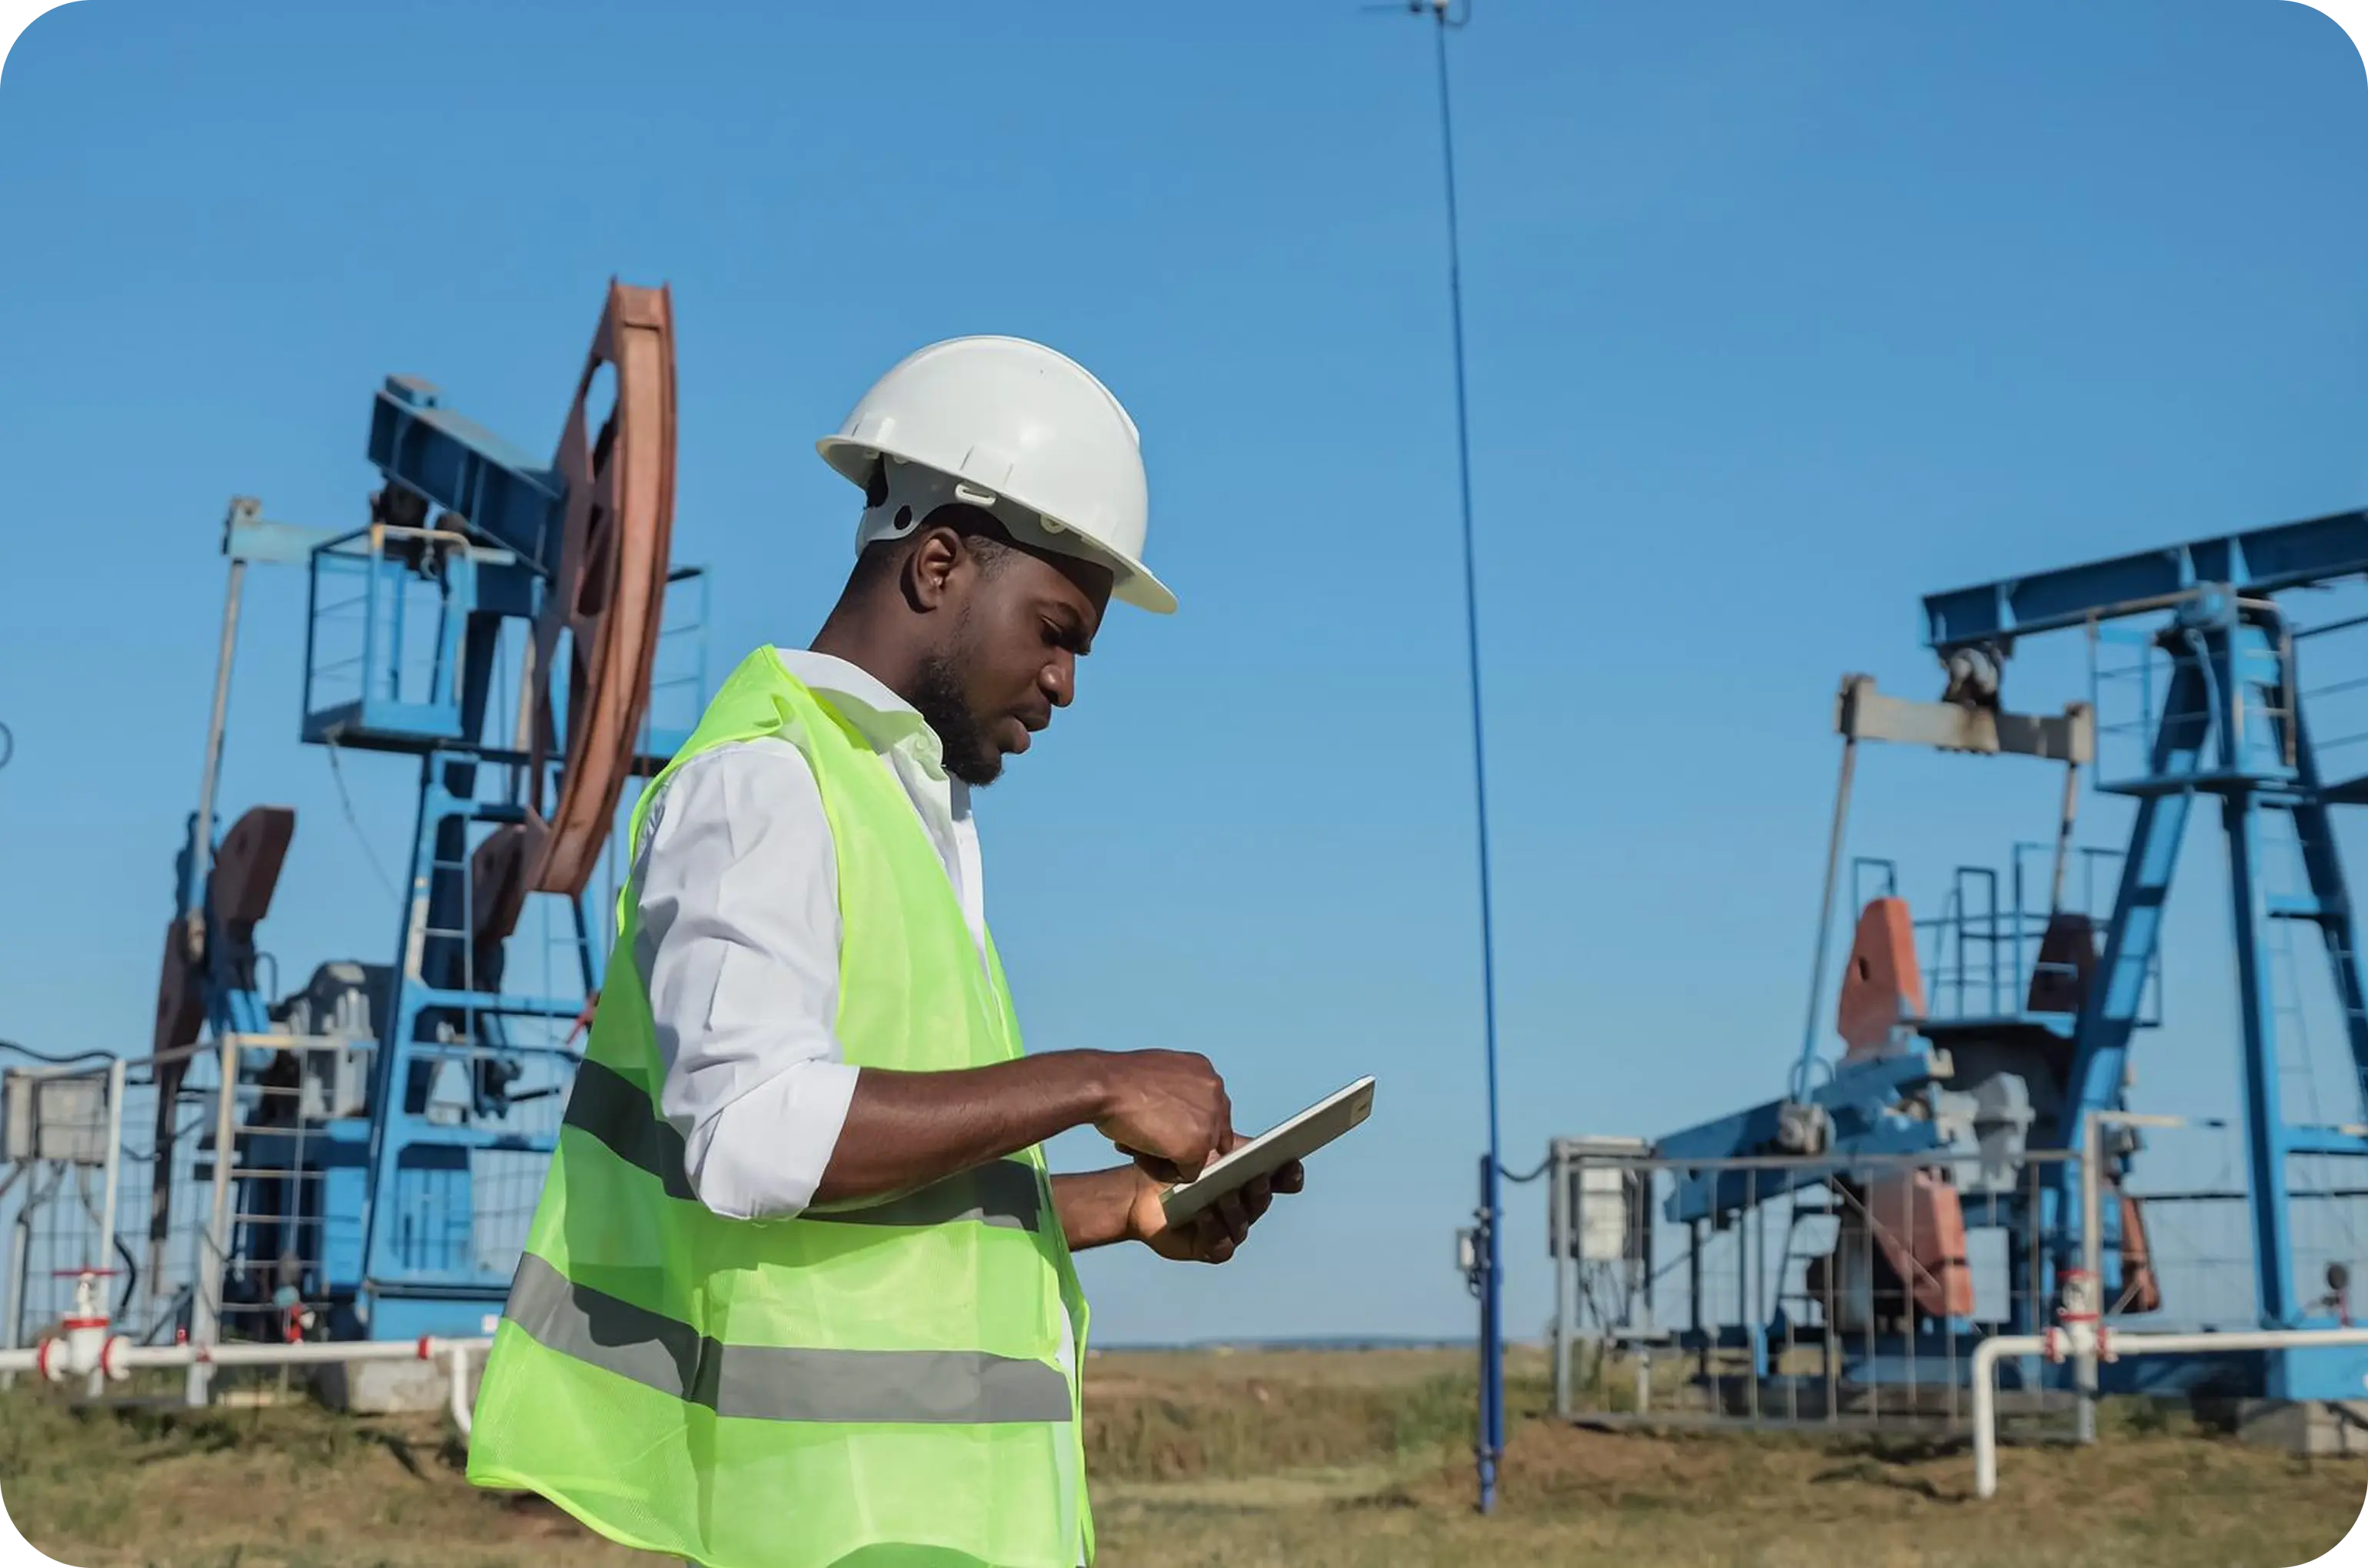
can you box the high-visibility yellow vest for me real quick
[467,647,1093,1568]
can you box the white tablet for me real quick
[1159,1076,1376,1226]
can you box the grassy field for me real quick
[2,1348,2362,1568]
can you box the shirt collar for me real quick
[774,647,947,776]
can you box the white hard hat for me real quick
[817,336,1175,614]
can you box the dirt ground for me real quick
[2,1349,2361,1568]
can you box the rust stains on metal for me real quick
[478,281,680,940]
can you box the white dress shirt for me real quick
[630,646,1082,1561]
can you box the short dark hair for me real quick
[847,502,1019,596]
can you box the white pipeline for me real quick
[0,1331,493,1434]
[445,1341,475,1437]
[1974,1327,2368,1499]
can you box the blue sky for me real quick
[2,0,2366,1346]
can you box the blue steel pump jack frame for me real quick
[165,312,707,1350]
[1654,507,2368,1406]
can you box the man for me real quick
[467,336,1299,1568]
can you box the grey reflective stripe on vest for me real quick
[565,1059,698,1201]
[504,1253,1073,1424]
[564,1058,1043,1231]
[805,1160,1043,1232]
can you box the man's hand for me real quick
[1091,1050,1232,1182]
[1123,1158,1305,1264]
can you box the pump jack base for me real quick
[2207,1398,2368,1457]
[312,1356,476,1416]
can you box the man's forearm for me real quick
[1051,1167,1146,1251]
[811,1050,1116,1207]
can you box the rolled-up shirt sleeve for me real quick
[629,739,860,1221]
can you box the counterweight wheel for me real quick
[472,282,679,955]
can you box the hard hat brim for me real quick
[818,436,1176,615]
[1095,544,1177,616]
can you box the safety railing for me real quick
[1849,847,2155,1028]
[0,1036,544,1418]
[2084,591,2297,793]
[301,524,484,749]
[1546,1145,2087,1436]
[3,1051,212,1376]
[1545,1118,2368,1436]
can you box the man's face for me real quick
[914,537,1112,787]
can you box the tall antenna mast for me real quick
[1377,0,1503,1515]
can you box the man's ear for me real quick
[902,526,964,613]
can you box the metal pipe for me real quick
[2,1199,29,1390]
[2049,752,2082,913]
[1904,1168,1918,1419]
[1633,1171,1656,1415]
[2077,1116,2100,1444]
[1551,1149,2078,1172]
[87,1058,128,1400]
[1824,1188,1839,1426]
[1688,1218,1704,1386]
[0,1336,491,1375]
[1379,0,1499,1510]
[205,1337,491,1367]
[510,632,540,808]
[1974,1327,2368,1499]
[1421,2,1506,1510]
[97,1056,127,1288]
[96,1059,125,1290]
[1551,1143,1571,1417]
[1745,1173,1760,1424]
[2013,849,2030,1009]
[1794,737,1861,1098]
[188,1037,238,1407]
[2078,1110,2185,1445]
[1970,1332,2041,1501]
[1862,1182,1877,1426]
[188,559,249,922]
[2277,623,2296,769]
[447,1340,476,1437]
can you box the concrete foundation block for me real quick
[2222,1399,2368,1456]
[311,1355,481,1417]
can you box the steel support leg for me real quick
[1475,1153,1502,1513]
[2227,791,2300,1325]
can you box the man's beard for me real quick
[910,652,1003,787]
